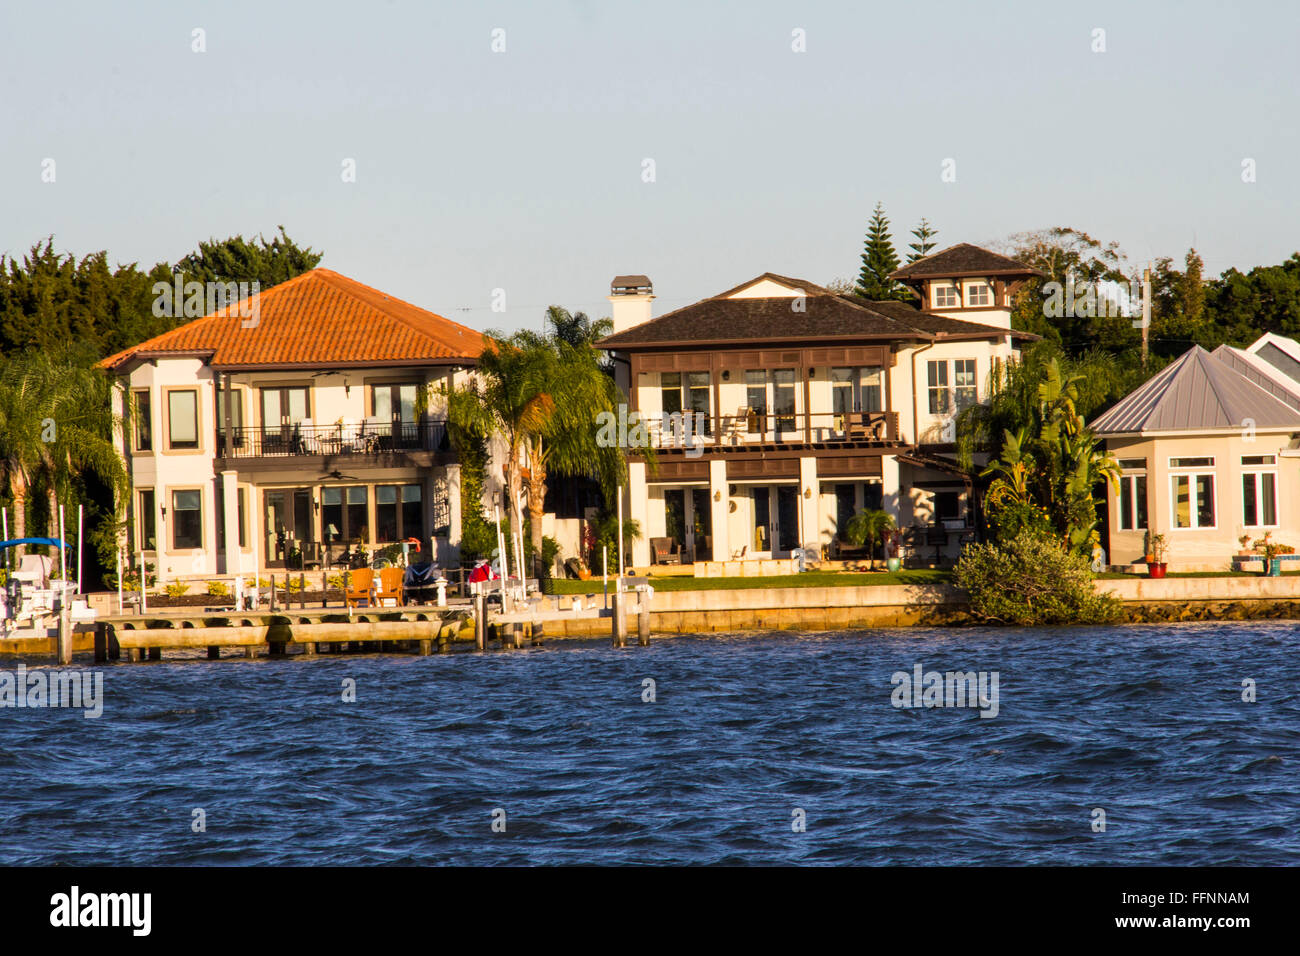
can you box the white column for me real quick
[709,458,729,561]
[220,470,239,576]
[444,464,462,567]
[799,456,820,552]
[881,454,902,525]
[628,460,650,568]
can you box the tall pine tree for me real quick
[908,218,938,262]
[855,203,902,300]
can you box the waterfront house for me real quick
[597,244,1042,569]
[1091,338,1300,569]
[98,269,482,580]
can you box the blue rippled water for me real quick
[2,621,1297,865]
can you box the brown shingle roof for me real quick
[597,276,1033,348]
[98,268,483,372]
[890,243,1043,280]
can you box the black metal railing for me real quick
[640,410,900,451]
[217,420,449,459]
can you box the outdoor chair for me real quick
[345,568,376,608]
[650,537,683,565]
[375,567,404,606]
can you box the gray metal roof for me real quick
[1211,344,1300,412]
[1091,345,1300,434]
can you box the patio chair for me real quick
[650,537,682,565]
[345,568,376,608]
[375,567,404,606]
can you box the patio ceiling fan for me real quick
[319,469,360,482]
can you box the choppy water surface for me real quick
[2,622,1297,865]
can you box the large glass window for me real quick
[171,489,202,549]
[375,484,424,542]
[323,486,370,542]
[660,373,683,415]
[1118,474,1148,531]
[686,371,711,435]
[138,489,156,551]
[373,383,418,423]
[927,361,949,415]
[1172,473,1215,528]
[832,367,884,414]
[953,359,978,409]
[261,386,310,427]
[216,389,244,448]
[167,390,198,450]
[772,369,795,432]
[346,487,368,543]
[1243,470,1278,527]
[132,390,152,452]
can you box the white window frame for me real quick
[1241,462,1279,529]
[1169,457,1217,530]
[932,284,958,309]
[967,283,991,307]
[1117,470,1148,531]
[953,358,978,409]
[927,360,950,414]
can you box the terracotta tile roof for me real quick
[889,243,1043,280]
[98,268,483,372]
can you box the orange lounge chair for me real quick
[345,568,376,608]
[376,567,404,606]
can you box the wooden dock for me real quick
[91,606,473,662]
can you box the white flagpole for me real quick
[77,504,84,594]
[117,549,123,614]
[617,485,624,589]
[58,506,67,607]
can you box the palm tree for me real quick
[0,353,127,558]
[447,319,631,579]
[845,508,896,569]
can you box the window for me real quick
[660,372,683,415]
[376,484,424,542]
[832,367,884,414]
[835,484,855,539]
[953,359,978,409]
[927,361,950,414]
[933,285,958,308]
[132,390,152,452]
[167,389,199,450]
[372,383,418,423]
[261,386,310,427]
[772,369,795,432]
[967,283,991,307]
[323,486,369,543]
[1243,471,1278,527]
[934,491,963,523]
[1117,457,1147,470]
[1117,474,1148,531]
[686,371,711,435]
[1170,457,1214,468]
[1256,342,1300,383]
[216,388,244,448]
[237,487,247,548]
[138,489,156,551]
[1172,473,1215,529]
[171,489,203,549]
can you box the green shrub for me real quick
[164,582,190,598]
[328,574,346,590]
[954,532,1120,626]
[206,581,230,597]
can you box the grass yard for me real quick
[549,569,953,593]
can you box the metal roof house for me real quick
[1092,342,1300,569]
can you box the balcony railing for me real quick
[217,420,449,459]
[640,410,900,451]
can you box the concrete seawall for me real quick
[539,574,1300,637]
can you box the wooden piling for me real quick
[299,573,306,608]
[474,593,486,651]
[322,570,329,608]
[419,639,433,656]
[637,591,650,646]
[94,622,108,663]
[148,647,161,661]
[612,590,626,648]
[57,605,72,665]
[270,574,278,611]
[207,646,220,660]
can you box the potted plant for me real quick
[1252,532,1285,577]
[1237,533,1253,557]
[1147,533,1168,578]
[885,528,903,572]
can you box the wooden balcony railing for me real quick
[217,420,449,459]
[640,410,899,451]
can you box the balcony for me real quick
[216,420,450,465]
[640,410,900,452]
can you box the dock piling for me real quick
[474,593,486,650]
[612,590,627,648]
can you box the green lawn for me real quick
[549,569,953,593]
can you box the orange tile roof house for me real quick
[101,269,485,581]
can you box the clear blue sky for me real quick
[2,0,1297,332]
